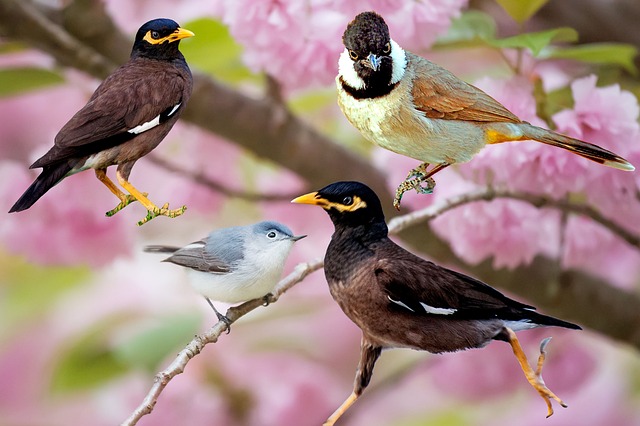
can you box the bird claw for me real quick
[533,337,567,417]
[105,193,148,217]
[393,176,436,210]
[137,204,187,226]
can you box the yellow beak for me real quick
[169,27,195,42]
[291,192,322,206]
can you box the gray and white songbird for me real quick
[144,221,306,324]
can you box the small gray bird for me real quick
[144,221,306,324]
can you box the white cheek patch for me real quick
[389,39,406,84]
[419,302,457,315]
[338,49,365,90]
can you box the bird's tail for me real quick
[143,245,180,254]
[9,163,72,213]
[522,309,582,331]
[522,123,635,171]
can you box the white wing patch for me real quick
[419,302,457,315]
[128,115,161,135]
[387,295,415,312]
[167,102,181,117]
[127,102,181,135]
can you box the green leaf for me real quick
[0,67,64,97]
[50,316,132,392]
[546,43,638,75]
[435,10,497,48]
[0,253,89,330]
[180,17,257,84]
[114,313,201,371]
[496,0,550,24]
[487,27,578,56]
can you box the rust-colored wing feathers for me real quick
[408,53,521,123]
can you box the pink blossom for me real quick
[431,198,560,268]
[562,216,640,289]
[217,0,467,90]
[460,76,591,196]
[553,75,640,158]
[0,162,133,266]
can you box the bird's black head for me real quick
[131,18,194,60]
[292,181,388,234]
[340,11,397,97]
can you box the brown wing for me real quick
[408,53,521,123]
[373,249,534,316]
[32,58,190,167]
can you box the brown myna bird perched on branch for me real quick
[9,18,194,226]
[292,181,581,425]
[336,11,634,209]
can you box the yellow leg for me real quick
[115,170,187,226]
[95,169,145,215]
[324,392,359,426]
[505,327,567,417]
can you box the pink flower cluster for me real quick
[215,0,467,90]
[421,74,640,286]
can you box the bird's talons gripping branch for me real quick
[137,203,187,226]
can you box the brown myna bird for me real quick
[9,18,194,226]
[337,11,634,209]
[292,181,581,425]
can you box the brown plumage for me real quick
[292,181,580,425]
[9,18,194,225]
[337,11,634,209]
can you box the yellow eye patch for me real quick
[143,28,195,45]
[291,192,367,212]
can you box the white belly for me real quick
[337,80,488,165]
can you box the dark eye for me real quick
[342,196,353,205]
[151,31,160,39]
[348,50,358,60]
[267,231,277,239]
[382,42,391,54]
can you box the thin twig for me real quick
[147,155,302,202]
[388,188,640,250]
[123,187,640,425]
[121,258,323,426]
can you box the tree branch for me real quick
[124,190,640,425]
[388,188,640,250]
[2,0,639,351]
[121,258,324,426]
[147,154,300,202]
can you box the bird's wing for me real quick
[408,53,521,123]
[32,60,189,166]
[374,254,534,319]
[163,240,232,273]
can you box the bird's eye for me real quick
[348,50,358,60]
[151,31,160,39]
[267,231,277,239]
[382,42,391,54]
[342,196,353,205]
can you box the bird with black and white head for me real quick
[337,11,634,209]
